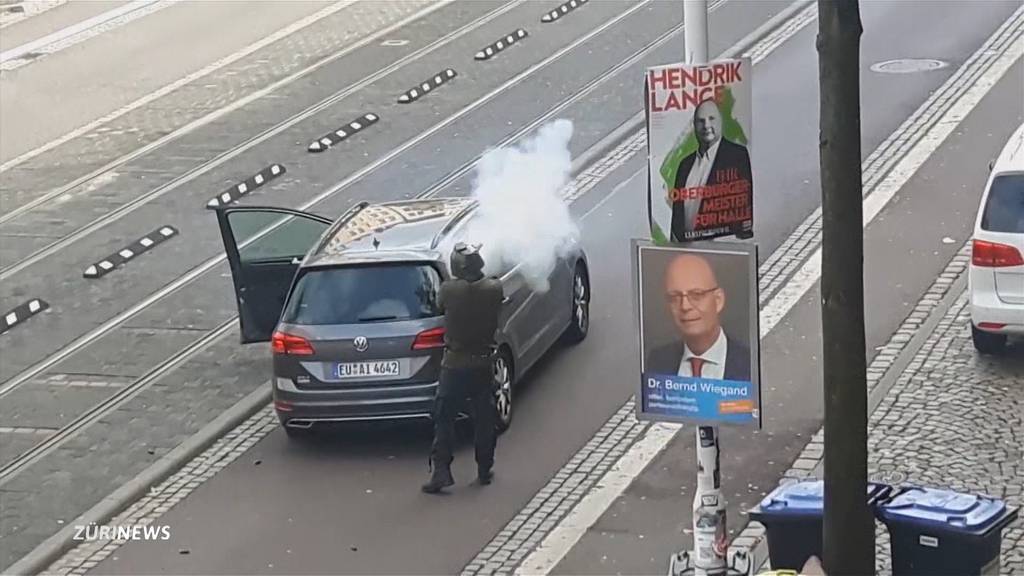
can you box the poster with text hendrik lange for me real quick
[645,58,753,243]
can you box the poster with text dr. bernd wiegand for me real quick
[645,58,753,243]
[632,240,761,427]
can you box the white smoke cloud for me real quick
[466,119,579,293]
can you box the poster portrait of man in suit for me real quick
[644,251,751,382]
[670,98,753,241]
[634,241,760,425]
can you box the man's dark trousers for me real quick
[430,364,497,474]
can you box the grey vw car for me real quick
[215,198,590,437]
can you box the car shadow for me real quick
[283,419,434,458]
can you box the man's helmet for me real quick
[451,242,485,281]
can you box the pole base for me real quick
[667,549,755,576]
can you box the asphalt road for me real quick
[1,0,1021,573]
[43,1,1019,575]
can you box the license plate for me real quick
[335,360,401,379]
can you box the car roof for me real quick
[992,122,1024,174]
[306,197,476,267]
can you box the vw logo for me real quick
[353,336,369,352]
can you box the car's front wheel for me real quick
[562,262,590,345]
[494,348,514,433]
[971,324,1007,355]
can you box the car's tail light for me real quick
[977,322,1007,331]
[271,331,315,355]
[972,239,1024,267]
[274,400,294,412]
[412,327,446,350]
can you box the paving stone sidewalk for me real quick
[867,290,1023,574]
[763,242,1023,574]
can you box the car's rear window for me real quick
[981,173,1024,233]
[281,264,442,325]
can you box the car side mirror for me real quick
[988,159,995,172]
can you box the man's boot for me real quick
[477,466,493,486]
[421,461,454,494]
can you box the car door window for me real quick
[228,210,329,263]
[215,207,332,343]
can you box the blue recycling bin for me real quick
[748,480,892,571]
[876,486,1019,576]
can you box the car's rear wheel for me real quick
[971,324,1007,354]
[494,348,514,433]
[562,262,590,345]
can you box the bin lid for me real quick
[877,487,1007,530]
[757,481,823,516]
[755,481,889,516]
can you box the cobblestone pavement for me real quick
[776,243,1023,574]
[869,291,1023,574]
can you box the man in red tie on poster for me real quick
[645,253,750,381]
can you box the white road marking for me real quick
[0,426,55,435]
[0,0,178,71]
[516,9,1024,576]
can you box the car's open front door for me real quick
[215,206,333,343]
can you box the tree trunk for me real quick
[816,1,873,574]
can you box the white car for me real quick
[969,122,1024,354]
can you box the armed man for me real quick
[422,242,504,494]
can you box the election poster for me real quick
[645,58,753,243]
[632,240,761,427]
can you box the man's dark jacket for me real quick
[645,336,751,381]
[438,277,503,370]
[671,138,752,240]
